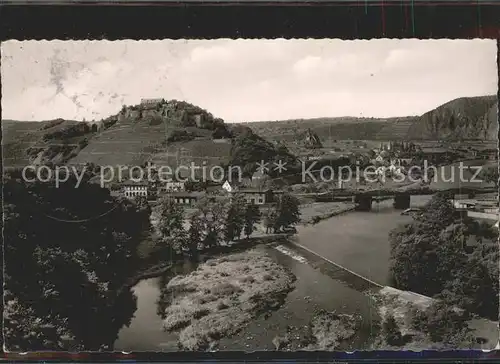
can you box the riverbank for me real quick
[299,202,355,225]
[271,309,363,351]
[368,286,499,350]
[159,248,296,351]
[131,231,292,294]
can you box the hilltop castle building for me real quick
[141,98,165,106]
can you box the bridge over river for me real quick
[302,186,497,211]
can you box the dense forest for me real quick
[3,169,151,351]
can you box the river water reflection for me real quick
[115,248,380,351]
[115,196,438,351]
[295,196,432,285]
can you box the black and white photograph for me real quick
[2,39,499,352]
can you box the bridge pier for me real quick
[354,195,373,211]
[393,193,411,210]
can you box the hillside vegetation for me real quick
[3,96,496,170]
[247,95,498,143]
[2,119,96,168]
[3,100,296,177]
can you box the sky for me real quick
[1,39,497,123]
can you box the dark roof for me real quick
[421,147,448,154]
[168,191,205,198]
[234,189,268,194]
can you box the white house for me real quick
[222,180,235,193]
[389,164,403,174]
[389,159,405,174]
[375,166,387,178]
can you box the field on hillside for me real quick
[2,119,86,168]
[246,118,397,143]
[149,139,232,170]
[70,118,168,166]
[70,117,233,168]
[3,120,45,141]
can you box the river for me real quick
[115,195,436,351]
[295,196,432,285]
[114,162,496,351]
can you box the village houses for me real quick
[222,180,283,205]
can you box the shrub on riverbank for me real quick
[306,310,361,350]
[159,248,296,350]
[369,287,488,350]
[388,193,499,320]
[270,310,363,351]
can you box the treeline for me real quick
[389,193,499,320]
[3,169,151,351]
[40,118,65,130]
[42,122,91,141]
[154,193,301,260]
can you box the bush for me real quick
[210,283,243,297]
[424,301,469,343]
[262,273,273,281]
[409,306,427,332]
[78,138,89,148]
[239,275,255,284]
[149,116,164,126]
[167,129,195,143]
[216,301,229,310]
[41,118,65,130]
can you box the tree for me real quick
[423,301,472,346]
[157,197,186,252]
[244,204,261,238]
[382,314,403,346]
[264,207,278,234]
[194,197,228,248]
[186,213,203,260]
[275,193,301,232]
[389,192,499,320]
[3,172,145,351]
[224,194,246,241]
[415,192,456,234]
[478,166,499,188]
[438,249,498,320]
[134,195,151,214]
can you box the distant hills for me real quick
[247,95,498,143]
[2,95,497,170]
[405,95,498,140]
